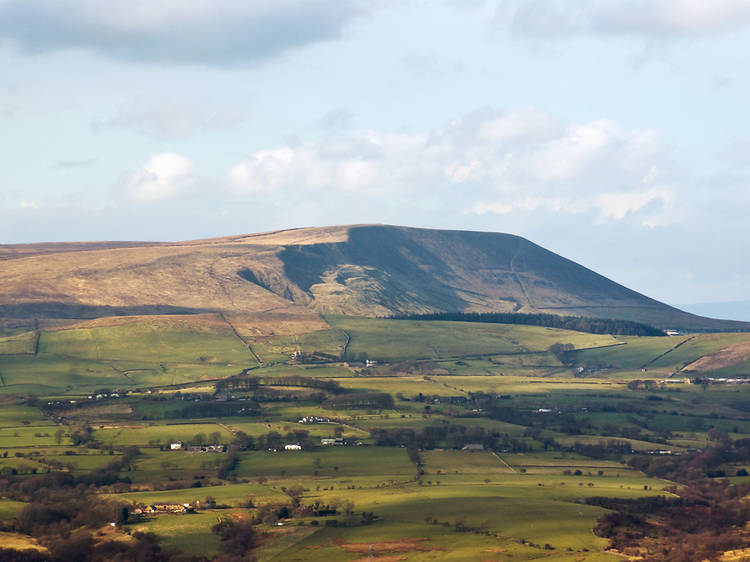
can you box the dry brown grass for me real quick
[354,554,406,562]
[721,547,750,561]
[332,536,442,554]
[683,341,750,372]
[2,224,741,331]
[0,531,49,553]
[0,241,306,314]
[226,312,330,338]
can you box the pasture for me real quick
[3,314,750,559]
[328,316,619,361]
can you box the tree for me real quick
[341,500,355,525]
[549,343,575,365]
[708,428,730,443]
[212,518,259,557]
[284,485,305,507]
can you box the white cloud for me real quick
[124,152,194,202]
[228,143,382,194]
[596,187,676,226]
[228,148,295,194]
[473,196,579,215]
[226,107,677,226]
[0,0,367,64]
[494,0,750,39]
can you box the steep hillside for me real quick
[0,225,745,332]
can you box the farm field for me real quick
[327,316,620,361]
[2,315,750,560]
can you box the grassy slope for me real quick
[3,313,750,394]
[328,316,619,362]
[575,332,750,373]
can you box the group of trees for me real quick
[0,467,207,562]
[170,401,261,420]
[370,423,507,452]
[391,311,665,337]
[232,429,315,452]
[216,374,344,395]
[589,439,750,560]
[325,392,394,410]
[211,518,258,560]
[590,480,750,561]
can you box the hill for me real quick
[0,224,745,332]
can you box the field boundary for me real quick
[491,451,516,473]
[641,335,696,370]
[219,312,263,365]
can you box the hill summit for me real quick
[0,224,744,331]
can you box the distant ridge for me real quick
[0,224,746,332]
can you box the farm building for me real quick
[461,444,484,452]
[187,444,226,453]
[135,503,191,515]
[170,441,184,450]
[285,444,303,451]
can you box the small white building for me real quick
[170,441,184,450]
[284,444,302,451]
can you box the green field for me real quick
[3,315,750,559]
[328,316,619,361]
[0,331,36,355]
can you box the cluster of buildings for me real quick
[298,415,330,424]
[87,392,121,400]
[698,377,749,385]
[134,503,193,515]
[169,442,227,453]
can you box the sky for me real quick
[1,0,749,311]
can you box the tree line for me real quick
[391,311,665,336]
[587,437,750,560]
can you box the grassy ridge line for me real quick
[391,311,666,336]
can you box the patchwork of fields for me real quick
[2,314,750,560]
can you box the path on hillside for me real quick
[640,335,696,371]
[211,262,263,363]
[509,246,533,309]
[219,312,263,365]
[341,329,351,360]
[208,261,235,307]
[33,319,40,357]
[491,451,516,473]
[217,422,237,437]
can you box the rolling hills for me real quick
[0,224,745,332]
